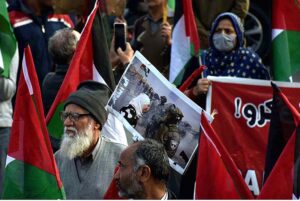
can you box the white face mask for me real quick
[213,33,236,52]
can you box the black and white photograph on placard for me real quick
[107,51,203,174]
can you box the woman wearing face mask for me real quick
[184,12,270,107]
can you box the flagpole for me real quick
[199,53,205,78]
[163,0,168,23]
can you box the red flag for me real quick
[2,46,65,198]
[259,83,300,199]
[195,113,253,199]
[46,1,103,147]
[273,0,300,31]
[103,166,123,200]
[179,65,205,92]
[272,0,300,82]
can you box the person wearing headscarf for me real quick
[185,12,270,107]
[120,93,151,127]
[192,0,249,49]
[55,80,126,199]
[204,12,270,79]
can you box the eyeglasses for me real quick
[60,111,91,122]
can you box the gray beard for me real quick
[118,173,145,199]
[60,125,94,159]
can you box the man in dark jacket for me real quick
[8,0,74,87]
[42,28,80,152]
[42,28,80,116]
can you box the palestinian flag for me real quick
[0,1,18,78]
[46,0,115,149]
[272,0,300,82]
[167,0,175,17]
[195,112,253,199]
[259,83,300,199]
[2,46,65,199]
[169,0,200,86]
[163,0,175,22]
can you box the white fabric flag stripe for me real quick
[101,113,128,146]
[272,29,283,40]
[169,16,190,83]
[200,124,221,156]
[92,64,106,84]
[5,155,15,167]
[0,49,4,71]
[93,64,128,145]
[22,52,33,95]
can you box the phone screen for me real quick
[114,23,126,52]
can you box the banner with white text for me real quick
[205,76,300,196]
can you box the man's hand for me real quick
[117,42,134,65]
[161,22,172,45]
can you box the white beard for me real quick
[60,124,94,159]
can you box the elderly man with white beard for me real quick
[54,80,126,199]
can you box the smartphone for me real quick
[114,23,126,52]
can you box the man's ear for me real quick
[137,165,151,182]
[94,122,101,130]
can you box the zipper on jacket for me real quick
[41,25,45,33]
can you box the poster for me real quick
[107,51,204,174]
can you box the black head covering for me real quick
[64,81,112,127]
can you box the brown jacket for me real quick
[131,15,172,78]
[192,0,249,49]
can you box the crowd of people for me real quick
[0,0,273,199]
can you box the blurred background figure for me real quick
[124,0,147,40]
[0,68,18,196]
[131,0,173,78]
[42,28,80,116]
[0,1,19,195]
[8,0,74,87]
[41,28,80,152]
[192,0,249,49]
[0,64,18,198]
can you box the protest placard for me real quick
[108,51,205,174]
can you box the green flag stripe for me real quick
[167,0,175,10]
[47,103,65,139]
[0,1,17,78]
[173,58,194,86]
[272,30,300,81]
[2,160,66,199]
[190,43,202,57]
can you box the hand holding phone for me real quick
[114,23,126,53]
